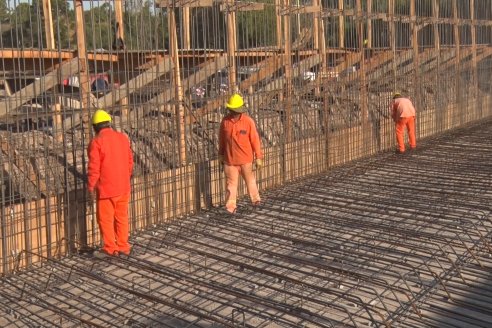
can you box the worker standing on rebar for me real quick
[87,109,133,258]
[391,93,417,154]
[218,93,263,214]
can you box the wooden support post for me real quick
[0,59,80,117]
[470,0,478,114]
[42,0,55,49]
[366,0,372,48]
[74,0,91,139]
[432,0,441,131]
[388,0,396,91]
[432,0,440,51]
[276,0,283,49]
[182,8,191,49]
[168,7,187,164]
[114,0,129,117]
[410,0,420,121]
[226,0,238,91]
[356,0,368,124]
[338,0,344,48]
[312,0,326,97]
[283,0,292,143]
[53,103,63,143]
[114,0,124,41]
[452,0,462,124]
[312,0,319,50]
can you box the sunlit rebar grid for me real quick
[1,119,492,327]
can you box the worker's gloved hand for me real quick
[255,159,263,169]
[218,155,224,164]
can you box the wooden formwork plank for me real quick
[0,58,80,118]
[284,136,327,181]
[250,54,322,109]
[239,55,283,93]
[1,201,28,274]
[365,49,412,81]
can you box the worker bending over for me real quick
[391,93,417,154]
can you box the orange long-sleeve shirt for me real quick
[87,128,133,198]
[392,97,416,121]
[219,113,263,166]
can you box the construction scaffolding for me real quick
[0,0,492,275]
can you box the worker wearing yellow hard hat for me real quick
[87,109,134,258]
[225,93,247,113]
[391,93,417,154]
[218,93,264,214]
[92,109,112,126]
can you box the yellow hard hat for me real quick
[92,109,112,125]
[225,93,246,113]
[393,92,402,99]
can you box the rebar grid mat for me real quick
[2,122,492,327]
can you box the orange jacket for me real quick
[87,128,133,198]
[219,113,263,166]
[392,97,416,121]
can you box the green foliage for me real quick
[236,5,276,48]
[0,0,8,20]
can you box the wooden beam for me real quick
[275,0,282,49]
[74,0,91,140]
[388,0,396,91]
[432,0,440,51]
[411,0,420,119]
[147,56,227,111]
[42,0,55,49]
[156,0,213,7]
[239,56,283,92]
[220,2,264,11]
[182,8,191,49]
[168,7,187,164]
[338,0,344,48]
[96,58,173,108]
[356,0,368,123]
[0,58,80,118]
[452,0,462,124]
[282,0,293,142]
[366,0,372,48]
[114,0,125,49]
[0,49,73,59]
[226,0,238,90]
[470,0,478,102]
[379,15,492,27]
[278,5,320,15]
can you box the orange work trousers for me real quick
[224,163,261,213]
[395,116,416,152]
[96,193,131,255]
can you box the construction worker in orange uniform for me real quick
[391,93,417,154]
[87,109,134,257]
[219,94,263,214]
